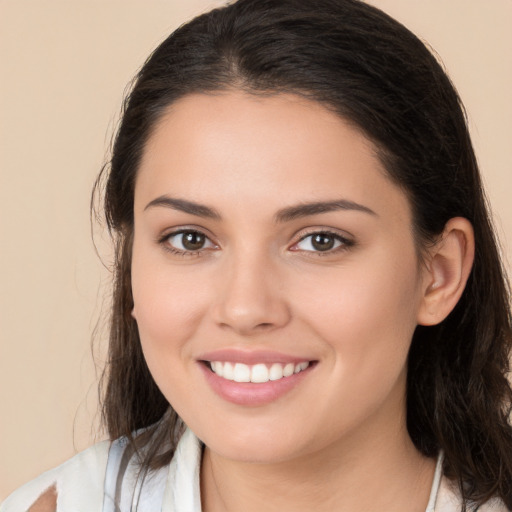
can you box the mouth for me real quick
[205,360,311,383]
[197,349,317,406]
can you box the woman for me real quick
[2,0,511,510]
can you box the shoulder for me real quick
[0,440,111,512]
[435,476,510,512]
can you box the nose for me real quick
[211,251,291,336]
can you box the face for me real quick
[131,91,429,464]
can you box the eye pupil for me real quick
[182,232,205,250]
[312,233,335,251]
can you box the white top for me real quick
[1,428,508,511]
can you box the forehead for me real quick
[135,91,410,224]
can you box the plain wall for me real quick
[1,0,511,500]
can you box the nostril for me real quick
[212,288,292,334]
[256,322,274,329]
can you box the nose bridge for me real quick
[212,244,290,334]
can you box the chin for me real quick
[193,419,318,464]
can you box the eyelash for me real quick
[157,228,354,257]
[157,229,216,257]
[291,229,354,256]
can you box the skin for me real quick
[28,486,57,512]
[131,91,474,512]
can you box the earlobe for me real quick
[417,217,475,326]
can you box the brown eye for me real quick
[294,231,350,253]
[182,231,206,250]
[311,233,336,251]
[166,230,215,252]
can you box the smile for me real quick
[209,361,310,383]
[199,354,316,406]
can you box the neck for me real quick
[200,404,436,512]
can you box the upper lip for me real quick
[198,348,315,365]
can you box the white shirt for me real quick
[1,428,508,511]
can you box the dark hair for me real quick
[96,0,512,508]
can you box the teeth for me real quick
[209,361,310,383]
[283,363,295,377]
[211,361,223,377]
[233,363,251,383]
[251,363,269,383]
[223,362,234,380]
[269,363,283,381]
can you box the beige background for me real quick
[1,0,510,500]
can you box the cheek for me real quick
[289,257,421,442]
[131,256,214,417]
[133,281,201,342]
[131,246,211,375]
[295,249,422,383]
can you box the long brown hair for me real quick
[95,0,512,508]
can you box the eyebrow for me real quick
[144,195,376,222]
[144,196,222,219]
[274,199,377,223]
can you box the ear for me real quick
[417,217,475,326]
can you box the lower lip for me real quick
[199,362,314,406]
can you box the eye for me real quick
[292,231,352,253]
[164,230,216,253]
